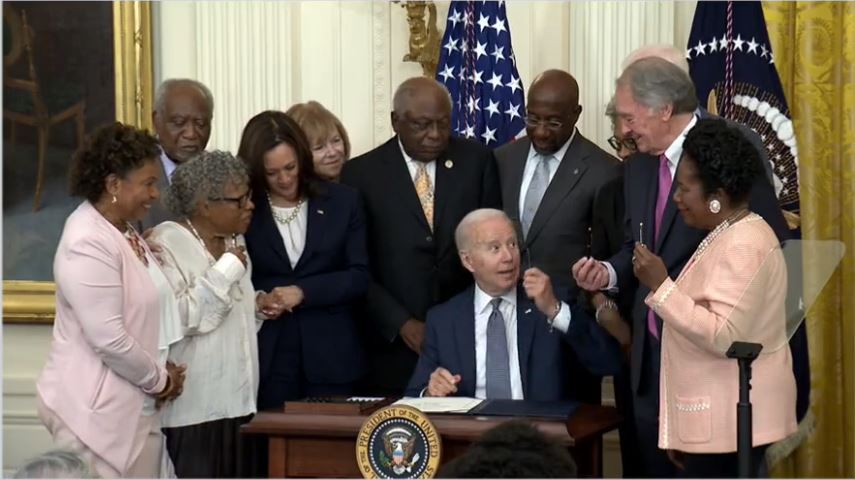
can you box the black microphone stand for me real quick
[726,341,763,478]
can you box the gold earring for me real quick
[112,195,117,204]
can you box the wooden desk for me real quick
[241,404,621,478]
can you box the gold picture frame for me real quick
[3,1,153,324]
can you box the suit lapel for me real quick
[433,153,453,238]
[504,141,529,223]
[515,287,537,396]
[639,155,659,248]
[525,136,588,246]
[257,197,294,270]
[654,178,680,253]
[383,138,432,233]
[293,194,329,271]
[454,287,477,396]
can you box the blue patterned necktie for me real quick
[485,298,512,399]
[521,154,550,238]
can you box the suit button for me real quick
[426,235,433,242]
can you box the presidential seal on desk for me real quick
[356,404,441,479]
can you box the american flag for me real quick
[686,0,800,217]
[435,0,526,146]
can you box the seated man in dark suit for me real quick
[405,209,621,400]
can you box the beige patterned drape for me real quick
[764,2,855,477]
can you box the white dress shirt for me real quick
[160,150,178,184]
[517,128,577,215]
[472,284,572,400]
[151,221,261,428]
[399,139,436,194]
[603,115,697,289]
[271,201,308,268]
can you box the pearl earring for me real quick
[708,199,721,214]
[111,195,117,204]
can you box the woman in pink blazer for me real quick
[632,119,796,477]
[36,123,186,478]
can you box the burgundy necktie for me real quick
[647,154,672,339]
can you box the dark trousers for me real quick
[163,415,252,478]
[257,317,357,410]
[614,361,645,477]
[633,332,678,478]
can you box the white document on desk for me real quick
[394,396,483,413]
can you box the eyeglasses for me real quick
[607,136,637,152]
[524,116,565,130]
[210,190,253,208]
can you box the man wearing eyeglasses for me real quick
[606,98,638,161]
[494,69,624,404]
[141,78,215,231]
[341,76,501,396]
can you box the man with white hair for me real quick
[405,209,620,400]
[574,57,788,477]
[619,44,774,182]
[141,78,215,230]
[341,77,501,395]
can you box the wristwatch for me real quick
[547,301,561,332]
[595,298,618,325]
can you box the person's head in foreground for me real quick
[438,420,578,478]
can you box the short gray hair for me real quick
[165,150,249,218]
[616,57,698,114]
[14,450,95,478]
[154,78,214,116]
[455,208,513,252]
[622,44,690,74]
[392,77,452,115]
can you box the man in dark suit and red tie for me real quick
[341,77,501,396]
[573,57,789,478]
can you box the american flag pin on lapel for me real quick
[444,159,453,169]
[317,209,325,215]
[524,308,532,314]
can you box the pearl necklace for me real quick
[692,209,752,264]
[268,194,305,251]
[268,193,304,225]
[185,219,236,266]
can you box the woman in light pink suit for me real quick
[36,123,186,478]
[632,119,796,477]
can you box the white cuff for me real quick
[550,301,572,334]
[213,253,246,284]
[602,261,618,291]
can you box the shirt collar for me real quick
[397,137,435,166]
[526,127,577,164]
[160,149,177,183]
[661,115,698,168]
[474,282,517,315]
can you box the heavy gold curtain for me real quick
[764,2,855,477]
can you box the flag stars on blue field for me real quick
[436,1,526,145]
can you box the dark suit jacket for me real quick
[139,153,177,232]
[340,136,501,392]
[494,133,623,403]
[245,181,370,393]
[609,112,790,394]
[494,133,624,291]
[404,286,622,400]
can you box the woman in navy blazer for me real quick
[238,110,369,409]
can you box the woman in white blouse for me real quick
[148,150,281,477]
[237,111,370,409]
